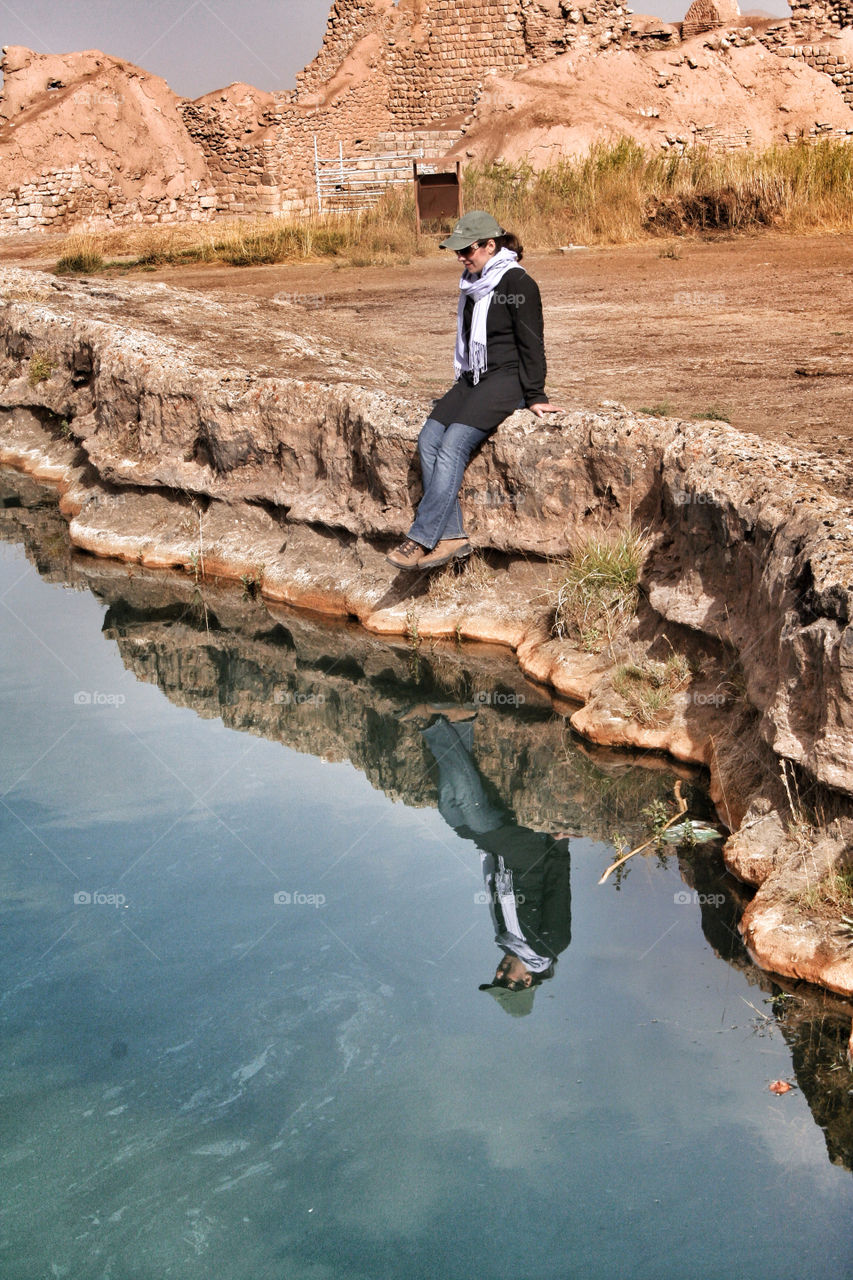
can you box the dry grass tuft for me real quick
[50,139,853,275]
[426,551,495,608]
[611,652,691,726]
[464,138,853,247]
[550,527,649,652]
[54,233,106,275]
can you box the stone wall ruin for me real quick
[2,0,853,233]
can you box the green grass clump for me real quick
[612,653,691,725]
[551,527,649,651]
[54,234,105,275]
[27,351,53,385]
[639,401,674,418]
[694,406,731,422]
[799,867,853,918]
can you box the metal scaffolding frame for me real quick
[313,137,428,212]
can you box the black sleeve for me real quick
[507,269,547,407]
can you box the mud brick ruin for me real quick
[682,0,742,39]
[3,0,853,232]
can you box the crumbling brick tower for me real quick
[268,0,635,199]
[292,0,635,130]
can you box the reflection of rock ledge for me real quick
[2,267,853,1001]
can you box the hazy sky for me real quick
[1,0,790,101]
[0,0,331,99]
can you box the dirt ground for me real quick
[3,231,853,476]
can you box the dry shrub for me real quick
[427,551,495,608]
[611,653,691,726]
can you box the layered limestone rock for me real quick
[2,264,853,998]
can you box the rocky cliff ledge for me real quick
[1,264,853,1008]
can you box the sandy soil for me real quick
[3,231,853,476]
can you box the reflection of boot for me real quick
[419,538,472,569]
[386,538,426,569]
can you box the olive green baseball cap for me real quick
[439,210,504,250]
[478,982,537,1017]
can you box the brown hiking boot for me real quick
[386,538,427,569]
[418,538,472,570]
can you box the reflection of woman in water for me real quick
[416,707,572,1017]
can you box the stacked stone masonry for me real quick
[778,44,853,106]
[0,165,220,234]
[789,0,853,28]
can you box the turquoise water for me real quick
[1,474,852,1280]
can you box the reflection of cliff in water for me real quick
[2,465,692,840]
[773,992,853,1169]
[3,463,853,1170]
[103,584,691,842]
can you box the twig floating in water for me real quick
[598,781,688,885]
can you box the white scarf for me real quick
[481,852,553,973]
[454,246,519,383]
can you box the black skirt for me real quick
[430,367,526,434]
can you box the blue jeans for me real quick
[421,717,507,834]
[408,417,491,550]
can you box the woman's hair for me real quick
[491,961,555,990]
[493,232,523,262]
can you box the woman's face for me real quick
[456,239,496,277]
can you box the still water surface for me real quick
[1,471,852,1279]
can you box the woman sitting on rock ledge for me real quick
[387,210,563,571]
